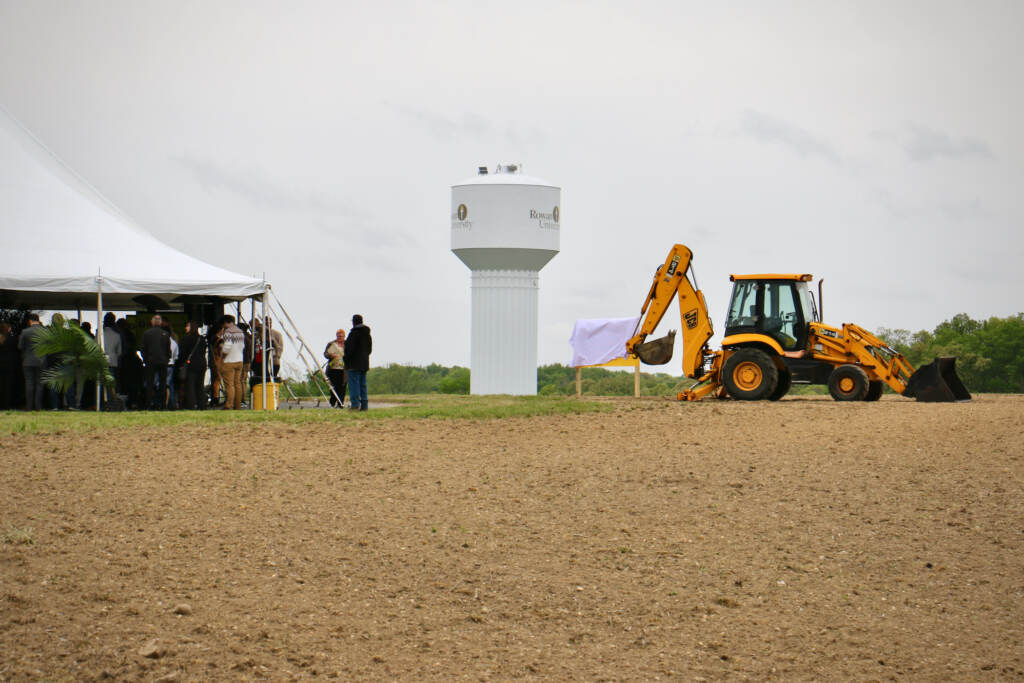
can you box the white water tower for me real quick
[451,164,561,395]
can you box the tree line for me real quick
[878,312,1024,394]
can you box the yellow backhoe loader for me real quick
[625,244,971,402]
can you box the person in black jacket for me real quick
[117,319,144,410]
[178,321,208,410]
[343,314,372,411]
[141,315,171,410]
[0,321,22,410]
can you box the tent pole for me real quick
[96,271,103,412]
[250,295,255,368]
[250,295,256,407]
[261,288,268,410]
[266,298,334,405]
[267,288,340,407]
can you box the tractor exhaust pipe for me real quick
[904,357,971,402]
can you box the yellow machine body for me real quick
[625,244,970,402]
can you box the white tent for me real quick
[0,107,267,311]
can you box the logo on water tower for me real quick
[452,203,472,230]
[530,206,560,230]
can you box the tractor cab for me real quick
[723,274,818,352]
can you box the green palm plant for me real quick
[32,322,115,405]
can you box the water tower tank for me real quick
[451,164,561,395]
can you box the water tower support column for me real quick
[470,269,539,395]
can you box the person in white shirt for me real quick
[219,315,246,410]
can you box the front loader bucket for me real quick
[635,331,676,365]
[904,357,971,402]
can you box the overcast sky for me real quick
[1,1,1021,373]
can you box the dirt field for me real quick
[2,395,1022,681]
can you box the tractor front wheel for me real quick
[864,380,884,401]
[723,349,779,400]
[828,364,869,401]
[769,368,792,401]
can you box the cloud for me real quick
[385,103,493,142]
[174,155,361,217]
[940,198,989,223]
[870,188,919,220]
[553,282,630,319]
[737,109,843,165]
[385,102,546,149]
[874,124,993,163]
[173,155,420,250]
[870,188,990,224]
[502,123,547,151]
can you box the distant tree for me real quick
[879,313,1024,393]
[538,382,560,396]
[439,367,470,394]
[368,364,440,394]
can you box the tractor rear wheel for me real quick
[768,368,792,401]
[723,348,779,400]
[864,380,884,401]
[828,364,869,401]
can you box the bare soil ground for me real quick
[2,395,1023,681]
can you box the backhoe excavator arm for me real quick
[625,244,715,378]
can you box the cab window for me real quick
[796,282,818,323]
[727,281,760,328]
[763,282,800,350]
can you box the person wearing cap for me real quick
[323,328,347,408]
[343,314,372,411]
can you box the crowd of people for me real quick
[0,310,291,411]
[0,309,374,412]
[3,312,104,411]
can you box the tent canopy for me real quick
[0,107,266,311]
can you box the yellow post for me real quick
[574,355,641,397]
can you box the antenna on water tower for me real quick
[450,164,561,395]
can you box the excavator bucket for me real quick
[634,331,676,365]
[904,357,971,402]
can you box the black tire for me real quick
[768,368,792,401]
[828,364,869,401]
[723,348,779,400]
[864,380,883,402]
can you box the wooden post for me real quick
[575,355,639,397]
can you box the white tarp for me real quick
[569,316,641,367]
[0,107,266,309]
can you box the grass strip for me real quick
[0,395,612,434]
